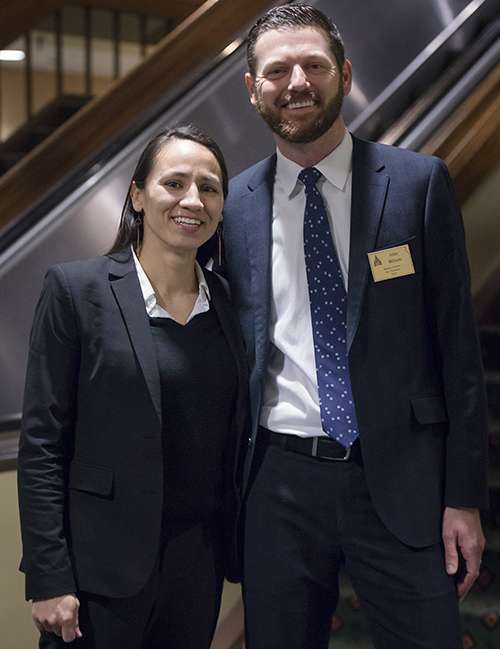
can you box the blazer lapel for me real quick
[240,155,276,377]
[206,270,249,433]
[347,137,389,352]
[108,251,162,425]
[206,272,245,376]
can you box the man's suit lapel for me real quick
[206,271,248,449]
[235,146,388,362]
[347,137,389,352]
[206,271,247,384]
[108,250,162,425]
[240,155,276,377]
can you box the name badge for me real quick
[367,245,415,282]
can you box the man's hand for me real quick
[442,506,485,602]
[32,593,82,643]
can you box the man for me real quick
[221,4,489,649]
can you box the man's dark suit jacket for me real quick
[221,135,489,549]
[18,249,248,601]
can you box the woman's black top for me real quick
[149,305,237,526]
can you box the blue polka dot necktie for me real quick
[299,167,359,448]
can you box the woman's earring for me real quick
[135,216,142,252]
[217,225,222,266]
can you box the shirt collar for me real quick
[276,130,353,197]
[131,246,211,318]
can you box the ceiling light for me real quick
[0,50,25,61]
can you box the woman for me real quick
[17,125,248,649]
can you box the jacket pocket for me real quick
[374,235,417,251]
[69,461,114,496]
[410,394,448,425]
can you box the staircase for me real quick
[0,93,90,174]
[0,2,181,177]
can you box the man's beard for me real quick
[255,84,344,144]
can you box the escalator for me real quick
[1,0,500,442]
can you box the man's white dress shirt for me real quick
[260,131,353,438]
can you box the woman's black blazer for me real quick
[18,249,249,600]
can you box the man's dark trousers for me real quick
[242,434,462,649]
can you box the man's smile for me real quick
[282,93,318,110]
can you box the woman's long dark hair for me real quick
[107,124,228,263]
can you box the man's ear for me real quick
[245,73,258,107]
[342,60,353,97]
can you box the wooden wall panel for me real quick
[0,0,205,50]
[78,0,204,21]
[0,0,61,50]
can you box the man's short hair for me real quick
[247,3,345,78]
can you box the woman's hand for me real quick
[32,594,82,643]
